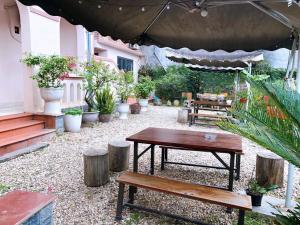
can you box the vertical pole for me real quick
[285,34,300,208]
[87,31,91,63]
[245,63,252,111]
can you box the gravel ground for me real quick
[0,105,299,225]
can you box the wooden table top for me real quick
[193,100,232,107]
[126,127,242,153]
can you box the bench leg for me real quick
[128,186,135,204]
[150,145,155,175]
[115,183,125,221]
[189,116,193,127]
[237,210,245,225]
[235,154,241,181]
[161,148,165,170]
[165,148,168,161]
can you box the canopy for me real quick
[18,0,300,51]
[166,49,264,68]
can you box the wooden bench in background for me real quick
[115,172,252,225]
[189,113,231,126]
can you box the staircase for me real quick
[0,113,56,160]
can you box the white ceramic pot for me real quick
[139,99,148,112]
[40,88,64,115]
[118,103,129,119]
[82,111,99,123]
[64,114,82,133]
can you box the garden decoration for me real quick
[96,85,116,123]
[117,71,134,119]
[134,76,154,112]
[23,54,72,114]
[64,108,83,133]
[82,60,117,122]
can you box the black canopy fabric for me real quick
[19,0,300,51]
[166,49,264,68]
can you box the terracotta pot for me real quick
[130,103,141,114]
[239,98,247,103]
[99,114,112,123]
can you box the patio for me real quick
[0,105,299,224]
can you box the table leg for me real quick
[235,154,241,181]
[150,144,155,175]
[130,142,139,197]
[228,153,235,191]
[161,147,165,170]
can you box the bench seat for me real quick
[115,172,251,225]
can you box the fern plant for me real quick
[218,72,300,168]
[275,201,300,225]
[95,86,116,114]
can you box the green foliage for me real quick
[95,86,116,114]
[81,60,117,111]
[138,65,166,80]
[22,54,71,88]
[247,179,278,195]
[134,76,155,99]
[64,108,83,116]
[244,212,276,225]
[253,61,287,80]
[118,71,134,103]
[275,201,300,225]
[218,72,300,168]
[124,212,141,225]
[0,184,10,195]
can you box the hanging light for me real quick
[195,1,201,7]
[201,8,208,17]
[118,6,123,11]
[97,4,101,9]
[78,0,82,4]
[141,7,145,12]
[166,4,171,10]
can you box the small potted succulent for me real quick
[246,179,278,206]
[23,54,72,115]
[64,108,83,133]
[117,71,134,119]
[82,60,117,122]
[134,76,155,112]
[96,85,116,122]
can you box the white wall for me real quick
[0,2,24,115]
[60,18,77,57]
[264,48,298,69]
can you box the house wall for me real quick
[0,2,23,115]
[60,18,77,57]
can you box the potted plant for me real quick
[82,60,117,122]
[96,85,116,122]
[130,103,141,114]
[23,54,72,114]
[64,108,83,133]
[117,71,134,119]
[246,179,278,206]
[134,76,155,112]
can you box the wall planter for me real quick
[82,111,99,123]
[40,87,64,115]
[64,108,83,133]
[118,103,129,119]
[99,114,113,123]
[138,99,148,112]
[130,103,141,114]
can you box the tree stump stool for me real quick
[83,148,109,187]
[108,140,130,172]
[177,109,189,123]
[256,152,284,187]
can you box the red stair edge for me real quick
[0,120,45,133]
[0,113,33,122]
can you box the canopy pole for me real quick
[87,31,91,63]
[285,34,300,208]
[245,63,252,111]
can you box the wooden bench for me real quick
[115,172,252,225]
[159,145,242,181]
[189,113,231,126]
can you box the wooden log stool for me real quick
[177,108,191,124]
[83,148,109,187]
[256,152,284,187]
[108,140,130,172]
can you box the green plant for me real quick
[275,201,300,225]
[218,72,300,167]
[0,184,10,195]
[22,54,72,88]
[118,71,134,103]
[64,108,83,116]
[134,76,155,99]
[82,60,117,111]
[247,179,278,195]
[243,212,276,225]
[95,86,116,114]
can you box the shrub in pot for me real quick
[96,85,116,123]
[130,103,141,114]
[134,76,155,112]
[64,108,83,133]
[246,179,278,206]
[82,60,117,122]
[117,71,134,119]
[23,54,72,114]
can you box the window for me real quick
[117,56,133,72]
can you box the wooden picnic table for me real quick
[193,100,232,112]
[126,127,243,191]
